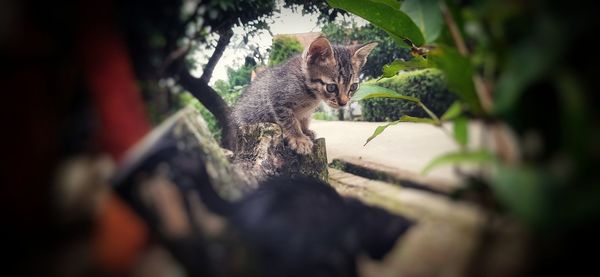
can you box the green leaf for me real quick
[364,120,401,146]
[493,21,561,117]
[364,115,435,146]
[401,0,443,44]
[428,45,483,115]
[371,0,401,10]
[494,42,547,116]
[453,117,468,146]
[327,0,425,47]
[381,56,430,78]
[352,84,420,102]
[491,166,548,228]
[556,72,590,162]
[422,150,495,174]
[353,84,440,125]
[441,101,462,121]
[398,115,437,124]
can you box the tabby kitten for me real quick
[232,36,377,155]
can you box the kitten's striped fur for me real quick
[232,36,377,155]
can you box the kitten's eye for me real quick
[349,83,359,91]
[326,84,338,93]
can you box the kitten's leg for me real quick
[274,107,313,155]
[300,117,316,140]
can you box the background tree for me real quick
[268,36,304,66]
[227,56,258,87]
[321,20,411,79]
[181,56,257,141]
[283,0,347,23]
[119,0,278,147]
[213,79,232,95]
[118,0,338,148]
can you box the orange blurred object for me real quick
[93,192,149,274]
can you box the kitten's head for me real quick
[302,36,377,108]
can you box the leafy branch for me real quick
[353,85,456,147]
[330,0,504,174]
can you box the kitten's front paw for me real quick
[287,135,314,155]
[303,129,316,140]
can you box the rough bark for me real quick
[233,123,329,184]
[116,108,329,200]
[113,107,253,275]
[116,106,251,201]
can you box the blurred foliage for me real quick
[400,0,443,44]
[119,0,278,83]
[327,0,424,47]
[321,21,411,78]
[179,92,223,140]
[180,77,243,141]
[184,0,278,37]
[180,56,250,140]
[227,56,258,88]
[213,80,232,95]
[268,36,303,67]
[283,0,346,23]
[360,69,456,121]
[312,111,336,121]
[335,0,600,270]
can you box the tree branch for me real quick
[163,28,235,149]
[200,29,233,83]
[179,69,233,149]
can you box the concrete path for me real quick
[311,120,486,184]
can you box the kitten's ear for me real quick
[352,42,378,67]
[303,36,335,65]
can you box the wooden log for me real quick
[115,106,251,201]
[328,168,529,277]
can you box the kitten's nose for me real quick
[338,99,348,106]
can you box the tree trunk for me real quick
[178,69,233,149]
[200,29,233,83]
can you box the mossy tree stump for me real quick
[233,123,328,184]
[117,108,329,202]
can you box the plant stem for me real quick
[417,101,463,148]
[439,1,493,113]
[418,101,441,125]
[439,1,520,163]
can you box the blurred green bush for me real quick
[312,111,336,121]
[360,68,457,122]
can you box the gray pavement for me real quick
[311,120,486,184]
